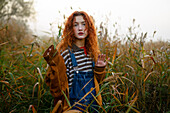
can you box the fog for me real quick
[29,0,170,42]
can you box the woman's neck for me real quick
[74,39,85,47]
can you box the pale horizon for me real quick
[29,0,170,42]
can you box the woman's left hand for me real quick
[96,54,109,67]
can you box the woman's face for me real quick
[73,15,88,40]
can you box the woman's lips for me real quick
[78,32,84,35]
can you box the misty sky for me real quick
[29,0,170,42]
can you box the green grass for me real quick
[0,21,169,113]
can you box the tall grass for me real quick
[99,38,169,112]
[97,21,169,112]
[0,18,169,113]
[0,41,54,112]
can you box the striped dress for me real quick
[60,45,94,89]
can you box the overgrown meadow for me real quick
[0,18,169,113]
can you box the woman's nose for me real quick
[78,25,83,31]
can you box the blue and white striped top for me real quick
[60,44,93,88]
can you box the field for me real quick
[0,19,169,113]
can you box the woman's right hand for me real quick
[43,45,57,65]
[46,48,51,56]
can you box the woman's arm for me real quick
[94,54,109,82]
[43,45,69,98]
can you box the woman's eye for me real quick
[74,24,78,26]
[82,23,86,26]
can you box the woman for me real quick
[43,11,108,112]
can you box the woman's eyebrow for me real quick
[74,21,85,23]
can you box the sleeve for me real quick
[45,67,62,97]
[94,66,106,83]
[43,45,68,98]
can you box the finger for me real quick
[100,54,104,61]
[47,52,49,56]
[101,54,104,60]
[101,54,103,60]
[103,54,106,61]
[49,48,52,56]
[105,57,110,64]
[98,54,101,60]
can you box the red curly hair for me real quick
[57,11,100,62]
